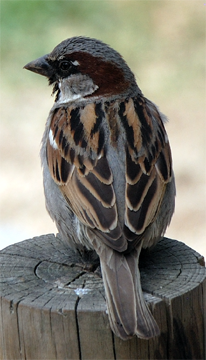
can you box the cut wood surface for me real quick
[0,234,205,360]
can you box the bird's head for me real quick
[24,36,139,103]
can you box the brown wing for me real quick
[46,97,173,251]
[46,102,126,251]
[117,97,173,239]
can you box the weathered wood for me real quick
[0,234,205,360]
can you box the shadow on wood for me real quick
[0,235,205,359]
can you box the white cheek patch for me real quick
[56,74,99,105]
[58,81,82,103]
[49,129,58,150]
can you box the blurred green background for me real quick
[0,1,205,257]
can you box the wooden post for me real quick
[0,234,205,360]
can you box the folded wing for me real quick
[46,97,173,251]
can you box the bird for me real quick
[24,36,175,340]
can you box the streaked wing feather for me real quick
[77,172,115,208]
[46,144,75,184]
[47,102,119,239]
[61,170,118,231]
[122,97,172,236]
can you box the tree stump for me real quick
[0,234,205,360]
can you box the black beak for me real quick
[24,54,53,78]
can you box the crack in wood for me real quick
[34,260,44,277]
[49,308,58,360]
[16,300,23,359]
[65,271,86,287]
[111,331,116,360]
[74,279,87,360]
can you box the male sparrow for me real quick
[24,36,175,340]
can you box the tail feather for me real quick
[125,248,160,338]
[96,243,160,340]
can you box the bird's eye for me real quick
[59,60,71,71]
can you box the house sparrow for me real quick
[24,36,175,340]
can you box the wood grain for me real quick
[0,235,205,360]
